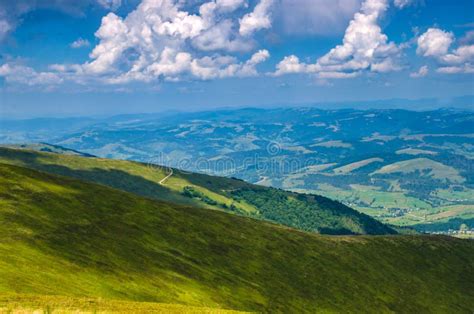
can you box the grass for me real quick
[332,158,384,174]
[301,183,474,229]
[433,188,474,202]
[0,162,473,312]
[395,148,438,156]
[0,147,393,235]
[0,294,243,313]
[372,158,465,183]
[313,184,433,212]
[386,205,474,226]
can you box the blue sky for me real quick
[0,0,473,117]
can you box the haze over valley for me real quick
[3,107,473,234]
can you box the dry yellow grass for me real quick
[0,294,246,314]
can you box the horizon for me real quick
[2,95,474,120]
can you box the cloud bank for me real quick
[416,27,474,74]
[0,0,472,90]
[274,0,402,78]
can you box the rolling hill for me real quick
[1,108,472,233]
[0,162,473,312]
[0,146,394,235]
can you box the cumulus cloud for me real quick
[417,28,454,57]
[79,0,271,82]
[417,27,474,74]
[70,38,91,48]
[410,65,428,78]
[0,0,271,87]
[239,0,274,36]
[274,55,306,75]
[274,0,402,78]
[192,19,253,52]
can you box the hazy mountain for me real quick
[1,107,473,232]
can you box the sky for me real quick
[0,0,473,117]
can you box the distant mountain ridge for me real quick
[1,107,473,233]
[2,143,96,157]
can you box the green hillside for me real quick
[0,162,473,312]
[0,146,394,235]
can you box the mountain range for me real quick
[1,107,472,233]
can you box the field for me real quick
[333,158,384,174]
[306,183,474,229]
[0,162,473,312]
[372,158,465,183]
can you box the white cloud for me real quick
[70,38,91,48]
[82,0,260,75]
[0,63,63,86]
[215,0,248,12]
[84,12,128,75]
[237,49,270,76]
[436,64,474,74]
[440,44,474,65]
[239,0,274,36]
[371,58,402,73]
[274,55,306,75]
[410,65,428,78]
[274,0,402,78]
[192,19,253,52]
[417,28,474,74]
[106,48,269,83]
[60,0,273,85]
[417,28,453,57]
[0,0,273,88]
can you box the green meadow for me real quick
[0,162,473,312]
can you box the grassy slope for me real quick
[0,163,473,313]
[2,142,96,157]
[0,147,394,235]
[372,157,464,183]
[0,294,242,313]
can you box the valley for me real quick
[2,108,473,234]
[0,146,394,235]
